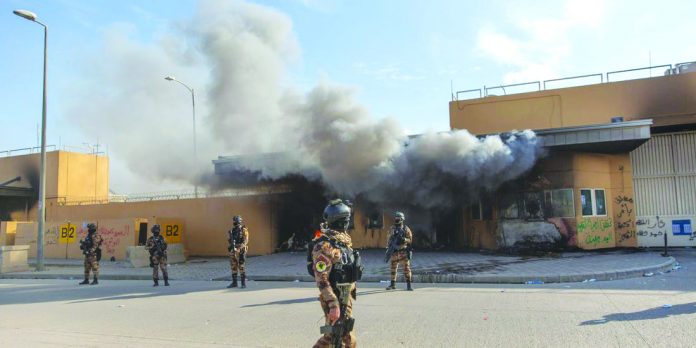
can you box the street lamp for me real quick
[165,76,198,198]
[14,9,48,271]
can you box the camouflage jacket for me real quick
[387,225,413,250]
[311,229,355,309]
[228,226,249,251]
[145,235,168,257]
[82,233,102,257]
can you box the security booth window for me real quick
[580,188,607,216]
[481,196,493,220]
[581,189,593,216]
[544,189,575,218]
[522,192,544,220]
[595,189,607,215]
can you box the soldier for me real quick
[385,211,414,291]
[227,215,249,289]
[145,224,169,286]
[78,223,102,285]
[309,199,362,348]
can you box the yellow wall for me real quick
[56,152,109,202]
[46,195,277,258]
[0,151,108,221]
[572,153,616,249]
[450,72,696,134]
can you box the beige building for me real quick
[450,63,696,250]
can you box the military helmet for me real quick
[87,223,97,232]
[152,224,161,234]
[323,199,352,230]
[233,215,243,225]
[394,211,405,224]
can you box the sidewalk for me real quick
[1,249,678,284]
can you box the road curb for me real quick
[2,257,676,284]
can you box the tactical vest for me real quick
[230,227,244,245]
[306,235,363,283]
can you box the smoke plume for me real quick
[67,0,543,209]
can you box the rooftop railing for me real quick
[454,61,696,101]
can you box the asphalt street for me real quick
[1,251,695,347]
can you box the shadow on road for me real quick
[241,288,390,308]
[580,302,696,325]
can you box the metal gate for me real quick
[631,131,696,246]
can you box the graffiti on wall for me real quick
[636,216,667,238]
[45,228,59,245]
[76,225,131,256]
[614,195,636,245]
[635,216,696,247]
[577,217,614,247]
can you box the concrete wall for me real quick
[46,195,277,258]
[450,72,696,135]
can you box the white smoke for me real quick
[67,0,543,208]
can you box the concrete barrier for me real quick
[0,245,31,273]
[126,243,187,268]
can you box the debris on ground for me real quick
[525,280,544,284]
[663,304,672,308]
[643,272,654,277]
[582,279,597,283]
[593,319,607,323]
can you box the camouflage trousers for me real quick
[83,255,99,279]
[151,255,168,280]
[229,250,246,275]
[313,293,356,348]
[390,250,412,282]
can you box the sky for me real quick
[2,0,696,194]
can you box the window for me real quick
[522,192,544,220]
[367,210,383,229]
[544,189,575,218]
[471,201,482,220]
[580,188,607,216]
[471,197,493,221]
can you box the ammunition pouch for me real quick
[96,248,102,262]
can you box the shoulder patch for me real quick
[314,254,331,273]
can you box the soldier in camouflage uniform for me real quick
[386,211,414,291]
[227,215,249,289]
[78,223,102,285]
[310,199,361,348]
[145,224,169,286]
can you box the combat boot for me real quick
[386,280,396,290]
[90,277,98,285]
[241,273,247,289]
[153,279,159,287]
[407,281,414,291]
[164,276,170,286]
[78,278,89,285]
[227,274,238,288]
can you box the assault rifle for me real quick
[384,228,406,263]
[320,283,355,348]
[149,237,166,257]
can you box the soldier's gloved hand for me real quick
[328,306,340,324]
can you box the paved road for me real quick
[1,251,696,348]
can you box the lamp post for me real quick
[165,76,198,198]
[14,9,47,271]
